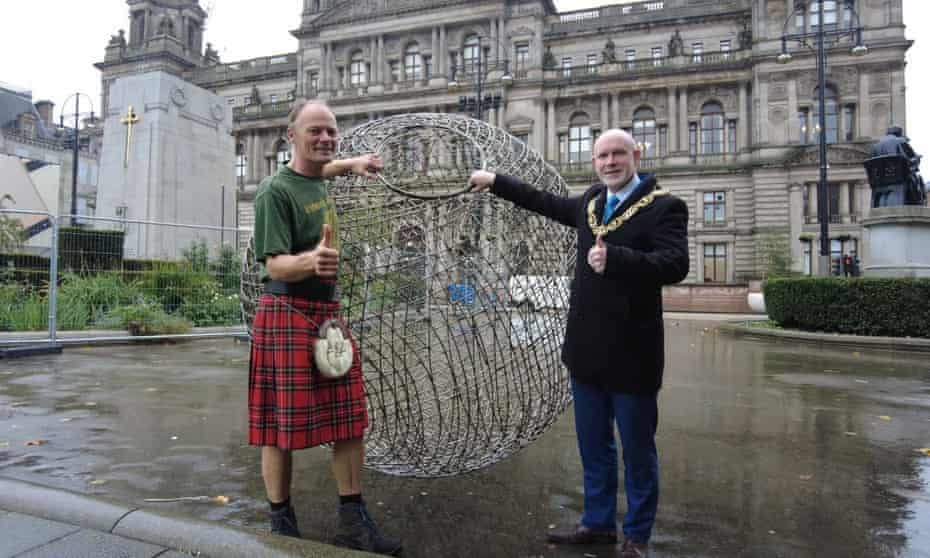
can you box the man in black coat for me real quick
[469,129,688,558]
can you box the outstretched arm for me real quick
[322,154,383,178]
[469,170,581,228]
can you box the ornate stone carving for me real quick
[688,85,737,113]
[170,86,188,107]
[871,73,891,93]
[789,144,871,166]
[211,103,225,122]
[509,26,535,38]
[769,82,788,102]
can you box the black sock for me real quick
[269,497,290,511]
[339,493,362,505]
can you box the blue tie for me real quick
[604,193,620,224]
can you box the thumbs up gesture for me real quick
[587,234,607,274]
[310,223,340,277]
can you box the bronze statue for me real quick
[668,29,683,58]
[543,46,556,69]
[864,126,928,207]
[602,38,617,64]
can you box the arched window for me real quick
[566,113,592,164]
[632,107,657,158]
[813,84,839,144]
[700,102,725,154]
[235,143,247,185]
[349,51,367,85]
[404,44,422,81]
[0,194,15,209]
[463,34,480,74]
[275,139,290,167]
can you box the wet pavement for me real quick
[0,320,928,558]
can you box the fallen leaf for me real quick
[852,352,861,358]
[879,416,892,421]
[89,479,107,486]
[917,448,930,457]
[799,474,813,481]
[212,495,229,505]
[25,439,46,446]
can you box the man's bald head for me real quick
[592,128,641,191]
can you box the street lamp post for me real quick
[448,39,512,121]
[777,0,867,275]
[449,39,513,252]
[59,93,95,226]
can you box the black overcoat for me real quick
[491,173,689,394]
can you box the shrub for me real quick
[0,286,47,332]
[101,301,192,336]
[764,277,930,338]
[53,272,144,329]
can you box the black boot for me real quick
[333,501,402,556]
[270,503,301,538]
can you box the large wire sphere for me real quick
[242,113,575,477]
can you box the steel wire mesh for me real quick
[242,113,575,476]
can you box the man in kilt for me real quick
[249,99,401,555]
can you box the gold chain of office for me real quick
[587,189,669,236]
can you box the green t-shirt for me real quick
[253,166,339,282]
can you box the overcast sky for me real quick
[2,0,927,150]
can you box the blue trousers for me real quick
[571,377,659,543]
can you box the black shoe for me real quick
[546,523,617,545]
[270,504,301,538]
[334,501,402,556]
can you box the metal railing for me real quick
[544,49,748,86]
[233,100,292,121]
[1,209,245,346]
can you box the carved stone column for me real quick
[439,25,447,76]
[601,94,610,131]
[667,87,677,152]
[840,181,851,223]
[789,182,804,271]
[547,99,557,162]
[787,78,798,144]
[679,87,689,153]
[858,71,869,139]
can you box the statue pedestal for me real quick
[861,206,930,277]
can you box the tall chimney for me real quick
[34,100,55,128]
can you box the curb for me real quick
[0,477,374,558]
[717,322,930,353]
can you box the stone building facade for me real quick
[100,0,910,282]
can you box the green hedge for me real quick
[58,227,125,273]
[764,278,930,338]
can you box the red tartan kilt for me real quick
[248,293,368,450]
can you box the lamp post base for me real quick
[818,254,832,277]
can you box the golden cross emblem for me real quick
[120,105,140,168]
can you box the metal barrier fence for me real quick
[0,208,246,345]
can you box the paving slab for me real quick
[0,511,79,558]
[15,529,166,558]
